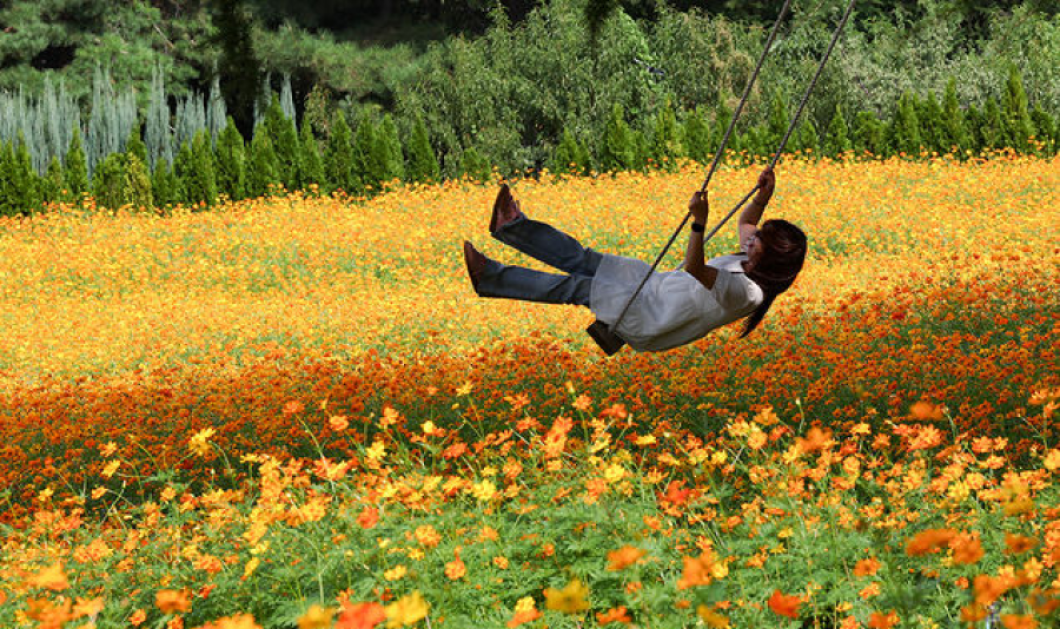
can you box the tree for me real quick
[823,104,852,158]
[918,91,945,154]
[853,110,885,157]
[42,156,66,205]
[214,0,262,138]
[459,146,491,182]
[246,128,280,198]
[405,116,440,184]
[64,128,90,200]
[940,78,969,156]
[127,124,149,166]
[552,128,583,176]
[1030,106,1056,155]
[682,107,713,165]
[215,117,247,200]
[151,159,179,211]
[92,152,152,212]
[980,97,1004,151]
[650,98,684,171]
[5,137,43,214]
[378,114,405,185]
[263,96,299,190]
[599,104,635,173]
[297,122,325,192]
[185,132,218,207]
[1000,67,1035,153]
[888,91,922,157]
[352,114,380,193]
[325,110,355,194]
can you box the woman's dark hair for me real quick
[740,218,807,338]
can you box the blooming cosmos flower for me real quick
[544,579,590,613]
[767,590,801,619]
[385,591,429,628]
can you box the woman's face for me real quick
[745,230,765,269]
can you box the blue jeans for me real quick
[475,216,603,306]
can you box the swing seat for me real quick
[587,319,626,356]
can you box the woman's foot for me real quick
[489,184,524,233]
[463,241,487,292]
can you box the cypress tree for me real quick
[823,104,852,158]
[64,128,89,200]
[888,91,923,157]
[152,159,178,211]
[215,0,262,137]
[1000,67,1035,154]
[918,91,945,154]
[42,156,65,205]
[791,119,819,157]
[963,104,985,154]
[183,132,218,208]
[297,122,325,193]
[352,114,380,193]
[941,79,969,156]
[172,141,195,205]
[650,98,684,171]
[325,110,355,194]
[853,110,885,157]
[766,93,789,154]
[405,116,439,184]
[127,124,149,166]
[378,114,405,185]
[981,97,1004,152]
[11,136,42,214]
[459,146,491,182]
[264,97,299,191]
[713,101,734,159]
[1030,106,1056,155]
[215,117,247,200]
[246,127,280,198]
[0,142,15,216]
[93,153,152,212]
[599,103,635,173]
[683,107,713,165]
[552,128,582,176]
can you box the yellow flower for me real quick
[366,440,386,462]
[189,428,216,456]
[101,459,121,479]
[297,604,334,629]
[384,565,407,581]
[1043,449,1060,471]
[385,591,429,628]
[471,479,497,502]
[544,579,590,614]
[514,597,536,613]
[697,605,730,628]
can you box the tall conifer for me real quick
[246,127,280,198]
[405,116,439,184]
[824,104,852,158]
[599,104,635,173]
[64,128,89,199]
[1000,67,1035,153]
[215,117,247,200]
[941,79,969,156]
[325,110,355,194]
[682,107,713,164]
[297,122,325,192]
[264,97,299,190]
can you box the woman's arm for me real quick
[738,167,775,249]
[684,191,719,290]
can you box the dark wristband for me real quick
[691,222,705,233]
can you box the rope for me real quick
[602,0,857,338]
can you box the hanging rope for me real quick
[589,0,858,354]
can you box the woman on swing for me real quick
[462,167,806,352]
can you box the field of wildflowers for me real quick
[1,154,1058,629]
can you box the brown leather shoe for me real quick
[463,241,487,291]
[489,184,511,233]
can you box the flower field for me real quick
[1,155,1058,629]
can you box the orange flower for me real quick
[1000,615,1037,629]
[767,589,802,619]
[607,546,646,571]
[905,528,957,556]
[506,609,542,628]
[1005,533,1037,554]
[868,610,899,629]
[796,427,832,454]
[974,574,1012,606]
[950,532,984,565]
[960,603,987,622]
[445,550,466,580]
[28,562,69,592]
[909,401,943,420]
[130,609,147,626]
[156,589,192,614]
[357,506,380,529]
[335,602,386,629]
[853,557,881,577]
[677,553,714,590]
[595,606,632,625]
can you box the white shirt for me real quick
[589,253,763,352]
